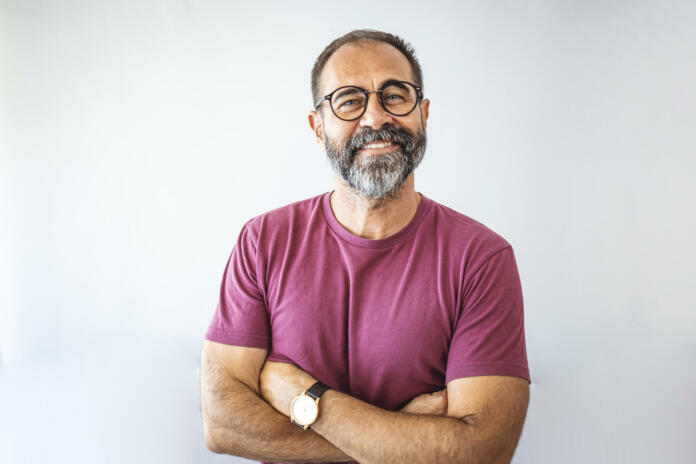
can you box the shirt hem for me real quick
[446,362,531,384]
[205,327,270,350]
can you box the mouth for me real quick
[356,140,399,155]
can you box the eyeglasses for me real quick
[314,80,423,121]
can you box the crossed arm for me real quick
[200,340,529,464]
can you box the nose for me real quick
[358,90,394,130]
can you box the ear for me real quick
[419,98,430,131]
[308,110,325,149]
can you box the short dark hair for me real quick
[311,29,424,106]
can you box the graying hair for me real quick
[311,29,424,106]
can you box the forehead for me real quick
[320,41,415,94]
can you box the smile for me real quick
[360,141,396,149]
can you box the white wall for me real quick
[2,1,695,462]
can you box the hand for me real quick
[399,388,448,416]
[259,361,317,417]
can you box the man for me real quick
[201,29,530,464]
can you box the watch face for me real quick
[292,394,318,425]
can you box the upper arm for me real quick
[201,340,268,396]
[200,340,268,450]
[446,375,530,464]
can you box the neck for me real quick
[329,173,421,240]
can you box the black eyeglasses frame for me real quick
[314,80,424,121]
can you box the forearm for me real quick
[312,389,486,464]
[206,378,354,462]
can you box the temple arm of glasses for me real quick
[314,97,328,109]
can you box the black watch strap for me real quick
[305,381,329,400]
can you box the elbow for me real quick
[203,419,236,455]
[448,419,511,464]
[204,424,223,454]
[204,422,247,457]
[201,397,234,454]
[201,396,249,456]
[201,405,222,453]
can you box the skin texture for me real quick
[258,361,529,464]
[200,342,446,462]
[201,40,530,463]
[308,41,430,240]
[201,342,354,462]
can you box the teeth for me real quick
[362,141,394,149]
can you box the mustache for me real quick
[345,124,415,153]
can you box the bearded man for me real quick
[201,29,531,464]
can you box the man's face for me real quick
[310,42,430,199]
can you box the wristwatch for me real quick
[290,381,330,430]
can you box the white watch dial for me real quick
[292,395,318,425]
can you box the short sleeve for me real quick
[204,222,271,349]
[446,246,531,384]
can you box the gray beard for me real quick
[324,124,427,200]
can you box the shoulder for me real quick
[426,197,511,249]
[243,192,326,240]
[422,196,514,274]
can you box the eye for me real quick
[338,99,362,108]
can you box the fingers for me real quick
[399,388,448,416]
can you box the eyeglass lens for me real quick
[331,83,418,120]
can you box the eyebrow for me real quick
[329,79,413,101]
[334,87,363,100]
[377,79,410,90]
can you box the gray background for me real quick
[1,0,695,462]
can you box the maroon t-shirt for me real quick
[205,191,530,460]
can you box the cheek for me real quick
[324,127,353,148]
[401,117,422,134]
